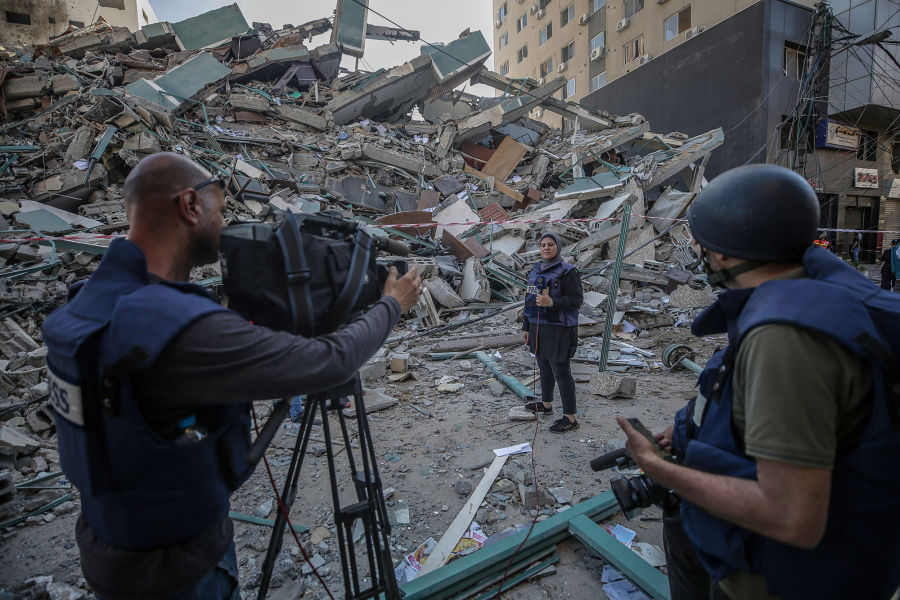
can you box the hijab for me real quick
[537,232,563,272]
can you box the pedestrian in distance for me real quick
[521,232,584,433]
[849,231,862,265]
[813,231,832,251]
[875,239,899,291]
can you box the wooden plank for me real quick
[463,165,525,203]
[481,136,527,183]
[568,514,671,600]
[414,454,509,579]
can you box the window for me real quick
[98,0,126,9]
[142,9,149,23]
[591,72,607,92]
[499,31,508,49]
[563,117,575,131]
[893,142,900,175]
[563,78,576,99]
[590,31,605,53]
[664,6,691,42]
[592,0,606,12]
[517,13,527,33]
[561,40,575,62]
[858,130,878,162]
[5,12,31,25]
[540,58,554,78]
[624,35,645,65]
[561,3,575,27]
[499,3,508,20]
[48,17,56,24]
[69,20,85,28]
[540,23,552,45]
[784,45,807,79]
[500,61,509,76]
[517,44,528,64]
[624,0,644,19]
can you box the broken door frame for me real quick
[399,489,670,600]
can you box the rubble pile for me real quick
[0,4,728,597]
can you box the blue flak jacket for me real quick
[671,246,900,600]
[42,239,255,551]
[524,261,579,327]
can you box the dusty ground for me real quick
[0,326,726,599]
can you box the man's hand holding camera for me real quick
[617,417,673,478]
[384,266,422,312]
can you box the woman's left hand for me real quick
[535,289,552,307]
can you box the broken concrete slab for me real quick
[173,4,251,50]
[589,372,637,399]
[275,105,327,130]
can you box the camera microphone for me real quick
[590,447,629,472]
[376,238,411,257]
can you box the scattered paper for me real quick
[601,565,624,584]
[73,159,89,171]
[394,537,436,585]
[632,542,666,567]
[388,372,418,382]
[602,523,637,548]
[493,443,532,457]
[512,174,522,183]
[490,349,502,360]
[602,579,650,600]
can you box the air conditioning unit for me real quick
[579,14,589,25]
[530,3,539,14]
[685,27,698,40]
[495,19,503,28]
[617,18,629,32]
[590,46,606,61]
[538,77,546,85]
[534,108,544,118]
[558,61,568,72]
[639,54,652,65]
[536,9,546,19]
[657,0,669,3]
[516,0,525,4]
[698,26,707,33]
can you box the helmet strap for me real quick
[701,248,768,288]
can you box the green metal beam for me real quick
[400,491,619,600]
[468,554,560,600]
[599,208,630,372]
[568,514,671,600]
[475,350,533,400]
[228,511,308,533]
[482,265,527,289]
[0,493,71,529]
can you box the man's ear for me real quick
[177,189,202,226]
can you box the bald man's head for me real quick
[123,152,211,211]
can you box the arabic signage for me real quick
[854,168,879,189]
[816,119,860,150]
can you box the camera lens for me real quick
[611,475,672,518]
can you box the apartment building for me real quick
[490,0,814,129]
[1,0,159,45]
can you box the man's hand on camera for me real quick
[655,426,674,452]
[617,416,664,475]
[384,266,422,313]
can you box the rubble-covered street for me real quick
[0,2,889,600]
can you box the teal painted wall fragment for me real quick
[430,31,491,83]
[172,3,251,50]
[334,0,368,57]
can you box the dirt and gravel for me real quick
[0,326,726,599]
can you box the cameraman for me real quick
[616,165,900,600]
[42,153,422,600]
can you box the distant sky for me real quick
[148,0,495,95]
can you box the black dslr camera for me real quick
[219,210,409,336]
[590,418,681,519]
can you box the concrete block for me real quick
[51,75,80,95]
[362,144,441,178]
[230,93,271,113]
[65,127,95,163]
[422,278,464,308]
[589,371,637,399]
[359,358,385,381]
[0,425,40,457]
[275,105,327,130]
[3,76,51,101]
[390,353,409,373]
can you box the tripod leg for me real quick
[257,396,318,600]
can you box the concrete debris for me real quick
[0,2,731,595]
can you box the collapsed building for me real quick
[0,2,727,599]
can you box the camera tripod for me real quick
[249,375,401,600]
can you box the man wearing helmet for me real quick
[616,164,900,600]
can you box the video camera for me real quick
[590,418,681,519]
[219,210,409,336]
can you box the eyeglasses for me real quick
[172,173,227,203]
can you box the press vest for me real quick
[524,261,579,327]
[671,246,900,600]
[42,239,255,551]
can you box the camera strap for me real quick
[318,230,374,334]
[276,212,316,337]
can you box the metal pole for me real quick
[598,206,631,372]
